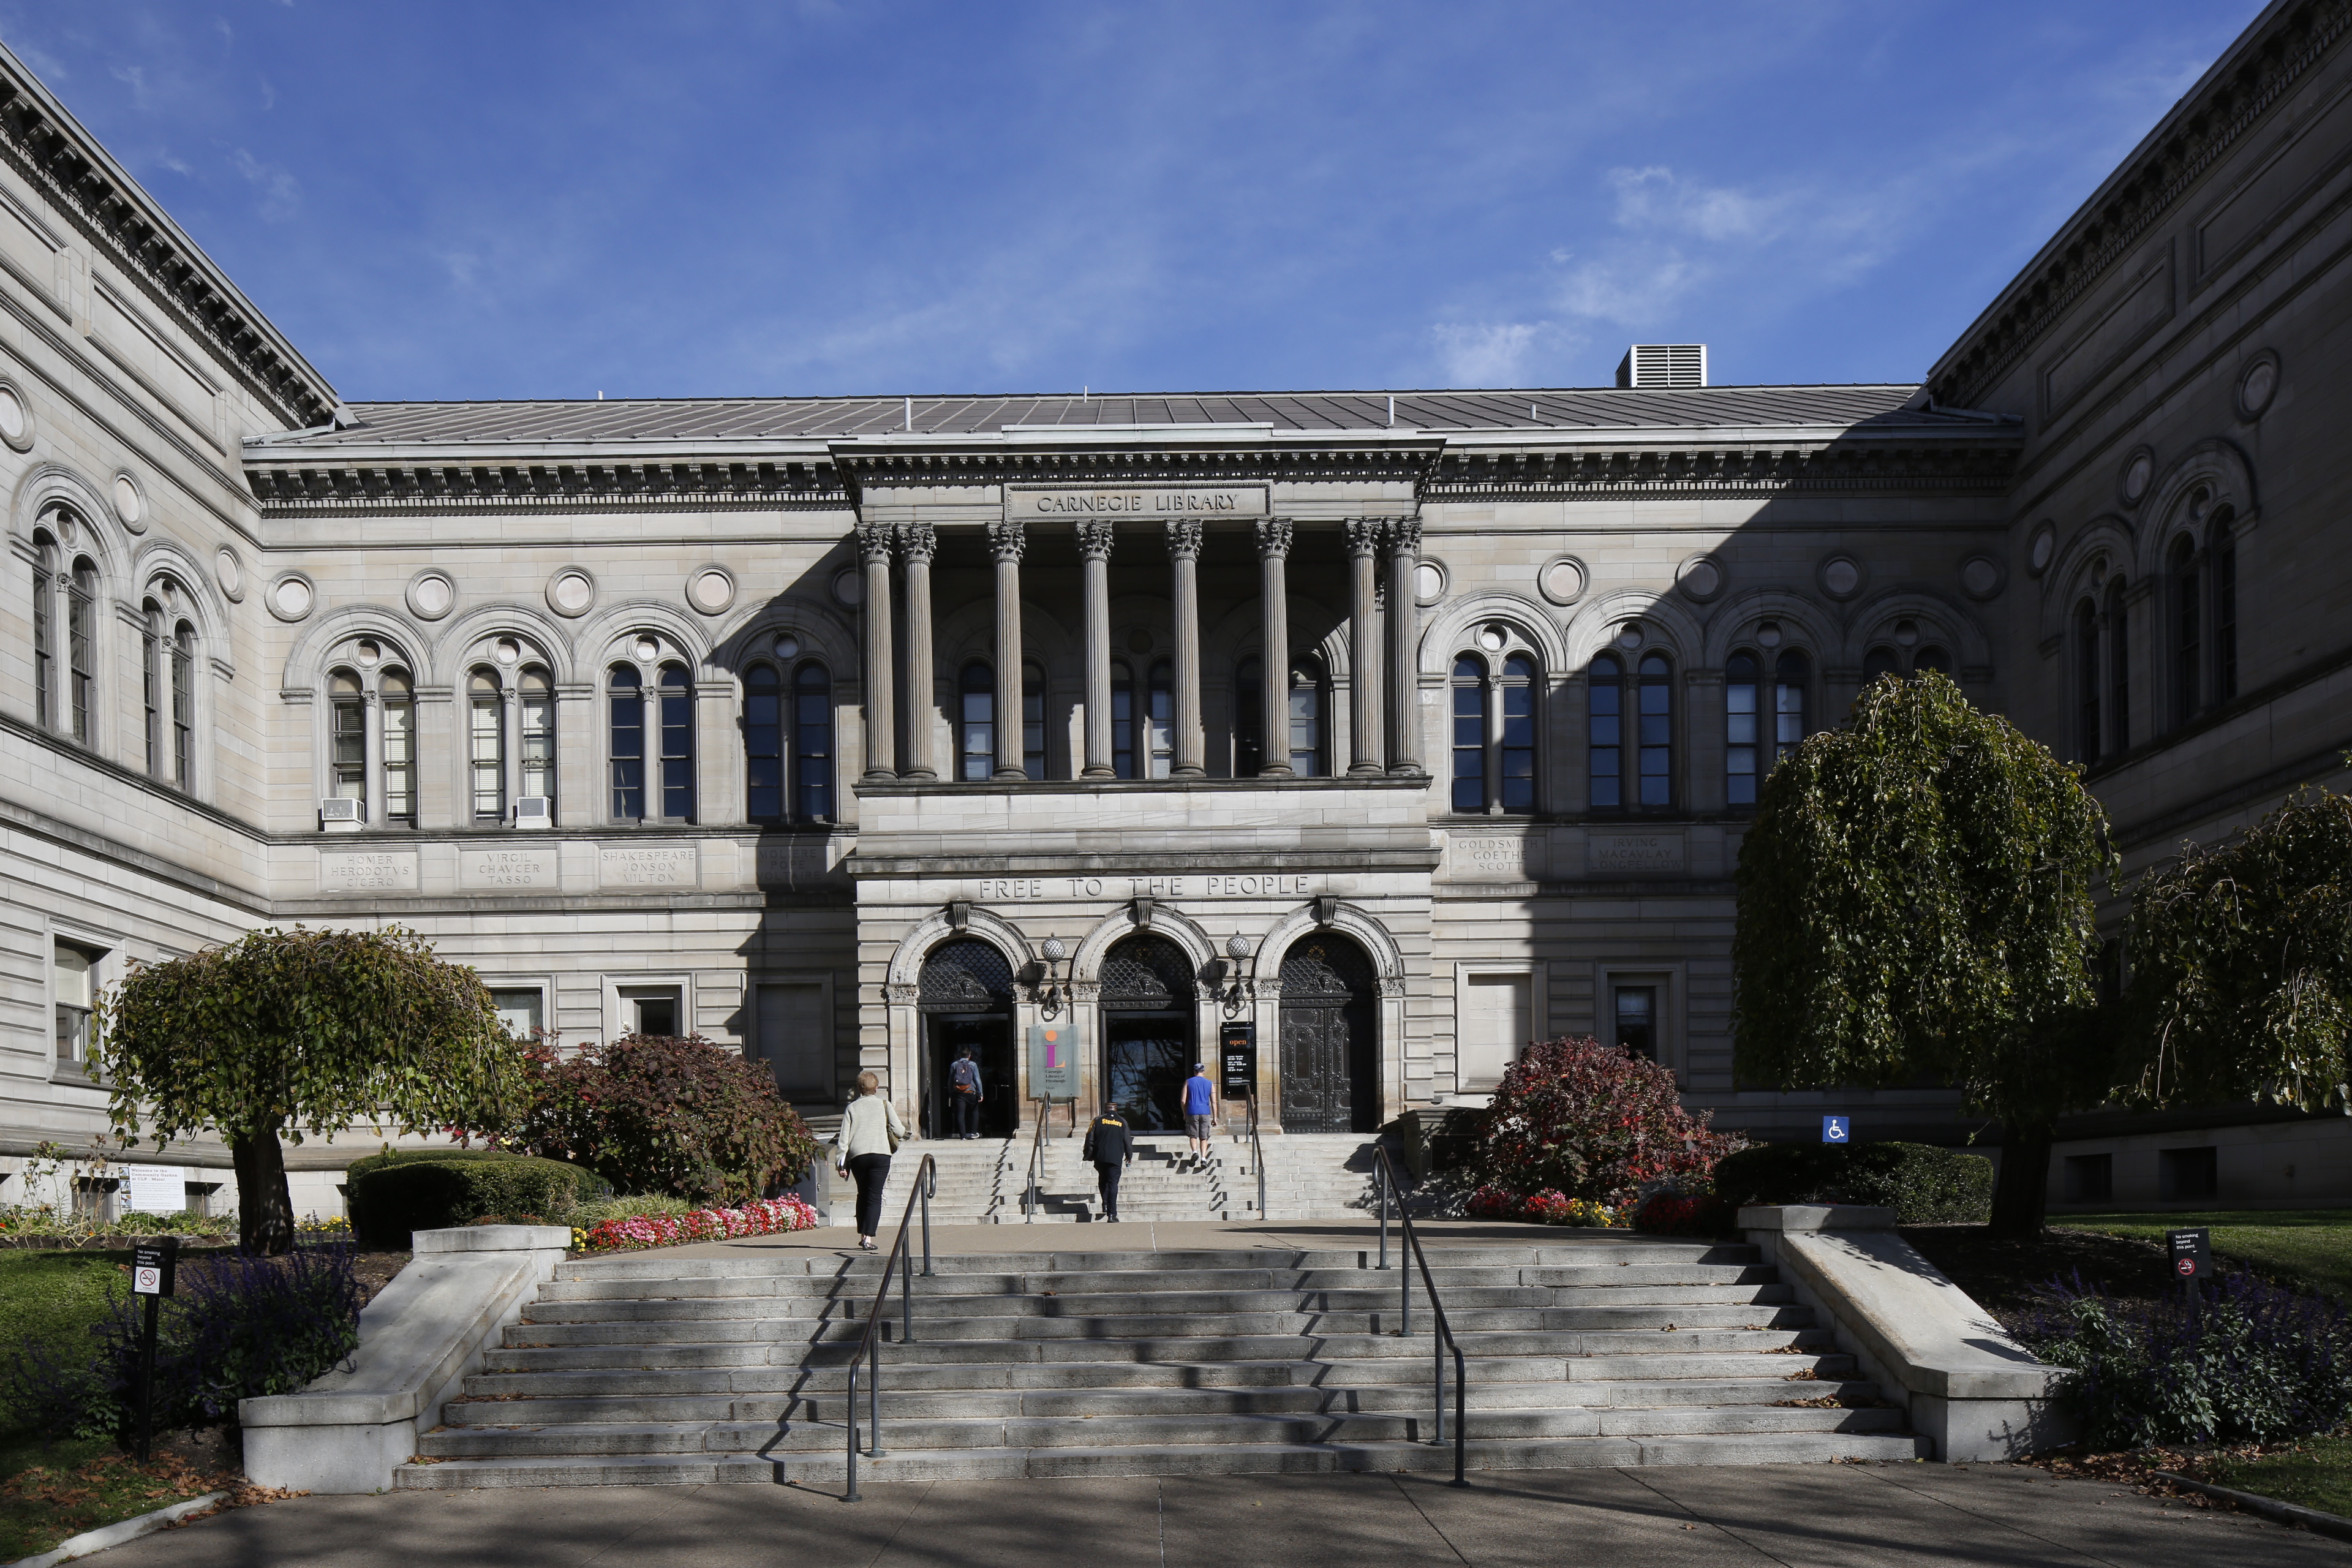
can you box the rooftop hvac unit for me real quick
[318,796,363,825]
[1616,344,1707,388]
[514,796,554,828]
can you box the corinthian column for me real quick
[1344,518,1385,776]
[1076,516,1117,778]
[857,519,896,782]
[1255,518,1294,778]
[987,518,1026,780]
[1167,518,1205,777]
[898,522,937,780]
[1385,518,1423,775]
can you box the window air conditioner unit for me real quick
[318,797,363,825]
[514,796,554,828]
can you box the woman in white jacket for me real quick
[833,1071,909,1251]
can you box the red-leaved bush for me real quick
[480,1032,823,1205]
[1475,1036,1743,1207]
[1633,1193,1737,1236]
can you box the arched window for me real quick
[1589,654,1623,807]
[170,622,194,788]
[1500,654,1536,812]
[381,668,415,824]
[1725,651,1759,807]
[1773,650,1808,766]
[1450,654,1485,812]
[1234,657,1264,777]
[658,662,695,821]
[329,669,366,810]
[518,665,554,812]
[794,662,833,818]
[608,664,644,819]
[2212,511,2237,702]
[1637,654,1673,807]
[31,530,57,730]
[141,601,165,778]
[1021,661,1047,780]
[469,668,506,823]
[1111,661,1137,778]
[957,662,994,782]
[2073,599,2101,765]
[745,663,783,821]
[1147,658,1174,778]
[1912,646,1951,676]
[1287,658,1324,777]
[2105,579,2130,755]
[1861,646,1901,683]
[2168,533,2201,728]
[66,556,96,743]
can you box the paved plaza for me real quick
[108,1464,2347,1567]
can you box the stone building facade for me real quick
[3,1,2348,1215]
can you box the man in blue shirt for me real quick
[1182,1061,1216,1160]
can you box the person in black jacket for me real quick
[1080,1103,1133,1223]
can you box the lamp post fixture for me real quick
[1222,932,1254,1017]
[1036,936,1068,1019]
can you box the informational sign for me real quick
[2168,1227,2211,1281]
[129,1237,178,1298]
[1220,1022,1257,1099]
[123,1164,183,1214]
[1028,1022,1081,1100]
[1821,1115,1850,1144]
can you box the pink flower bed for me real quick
[577,1194,820,1253]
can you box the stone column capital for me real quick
[1255,516,1294,560]
[898,521,938,563]
[1343,516,1385,556]
[856,519,897,563]
[1074,517,1117,562]
[1166,518,1204,559]
[1385,518,1422,557]
[986,518,1027,563]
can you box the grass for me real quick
[2054,1209,2352,1301]
[2208,1435,2352,1518]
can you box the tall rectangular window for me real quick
[470,671,507,822]
[1588,655,1623,808]
[2214,519,2238,702]
[958,663,993,782]
[1450,657,1485,812]
[658,664,695,820]
[66,560,95,743]
[329,672,367,811]
[745,665,783,821]
[755,981,831,1101]
[519,668,555,810]
[382,671,415,823]
[142,617,164,778]
[1112,663,1136,779]
[1637,655,1672,807]
[1458,972,1531,1091]
[1613,984,1657,1062]
[1773,651,1808,765]
[1287,665,1321,776]
[609,666,645,819]
[32,540,54,729]
[794,663,833,819]
[1234,658,1264,778]
[1725,653,1758,807]
[170,627,194,788]
[54,940,96,1061]
[1022,664,1046,781]
[488,986,544,1039]
[1499,656,1535,812]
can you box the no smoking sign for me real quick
[132,1265,163,1295]
[2167,1227,2211,1283]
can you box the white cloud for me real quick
[1431,322,1547,386]
[230,148,301,222]
[110,64,151,111]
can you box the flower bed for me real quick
[1468,1185,1626,1227]
[574,1194,820,1254]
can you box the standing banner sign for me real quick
[129,1235,179,1461]
[1028,1022,1081,1101]
[1219,1022,1257,1099]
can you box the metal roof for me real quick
[249,385,1985,450]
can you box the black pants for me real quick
[848,1153,891,1237]
[1095,1161,1123,1221]
[951,1090,980,1139]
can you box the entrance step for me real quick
[404,1238,1927,1488]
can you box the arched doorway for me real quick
[1099,934,1197,1133]
[1278,934,1378,1133]
[918,938,1018,1139]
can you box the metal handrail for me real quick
[1371,1145,1469,1487]
[842,1150,937,1502]
[1242,1088,1267,1219]
[1022,1095,1052,1222]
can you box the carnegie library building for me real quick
[6,1,2352,1220]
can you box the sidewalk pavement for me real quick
[99,1465,2349,1567]
[629,1217,1635,1264]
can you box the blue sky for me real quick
[0,2,2264,402]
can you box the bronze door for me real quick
[1278,937,1378,1133]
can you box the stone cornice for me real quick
[1927,0,2351,410]
[244,458,851,514]
[0,45,339,431]
[832,439,1446,495]
[1422,439,2016,498]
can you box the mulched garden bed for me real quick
[1899,1221,2177,1314]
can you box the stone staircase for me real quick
[399,1238,1924,1487]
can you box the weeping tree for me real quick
[2123,786,2352,1115]
[1732,672,2118,1234]
[95,925,528,1254]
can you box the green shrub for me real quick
[1710,1140,1992,1223]
[347,1155,609,1248]
[567,1194,694,1229]
[342,1146,519,1186]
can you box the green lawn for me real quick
[0,1249,137,1433]
[2209,1436,2352,1518]
[2056,1209,2352,1300]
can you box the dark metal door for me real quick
[1278,937,1378,1133]
[1099,935,1198,1133]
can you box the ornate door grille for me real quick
[918,938,1014,1011]
[1278,936,1377,1134]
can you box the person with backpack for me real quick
[1182,1061,1217,1161]
[832,1071,907,1251]
[948,1045,984,1139]
[1080,1101,1134,1223]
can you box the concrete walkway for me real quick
[103,1466,2348,1566]
[633,1216,1616,1263]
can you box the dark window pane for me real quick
[1022,663,1046,780]
[959,663,993,781]
[794,662,833,819]
[609,665,644,820]
[745,664,782,820]
[659,664,695,820]
[1234,658,1263,777]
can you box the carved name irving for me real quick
[1586,833,1686,874]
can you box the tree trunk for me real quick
[1989,1120,2053,1237]
[231,1121,295,1256]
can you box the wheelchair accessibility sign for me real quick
[1821,1116,1850,1144]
